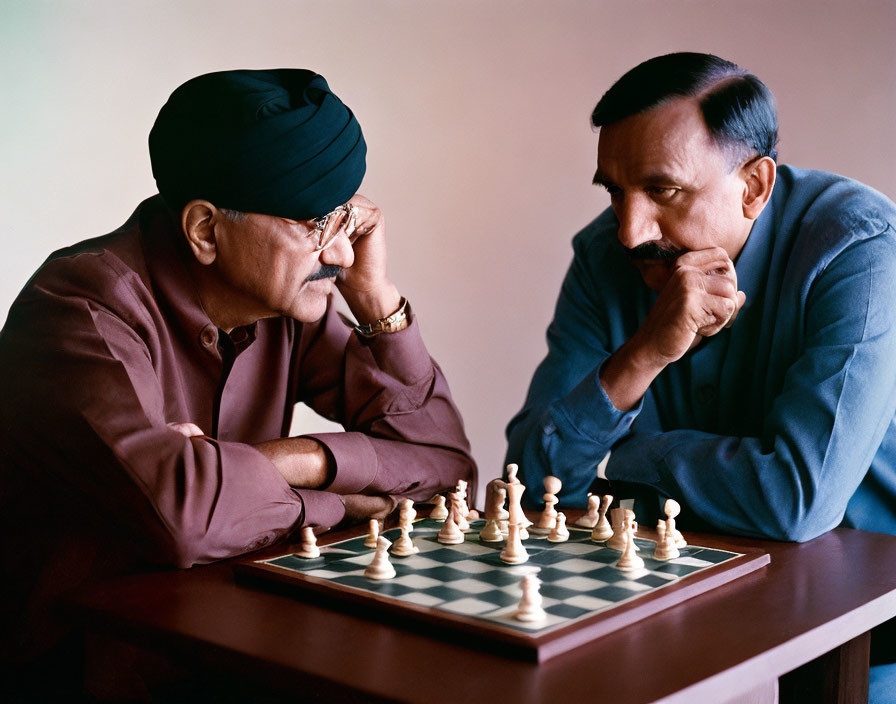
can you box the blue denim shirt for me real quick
[506,166,896,541]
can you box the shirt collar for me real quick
[732,183,778,312]
[137,196,257,354]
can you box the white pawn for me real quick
[533,475,562,534]
[364,536,397,580]
[547,512,570,543]
[590,495,614,542]
[399,498,416,532]
[390,526,419,556]
[605,507,628,551]
[437,508,465,544]
[500,523,529,564]
[654,525,680,561]
[296,526,320,559]
[364,519,380,549]
[513,574,547,622]
[479,518,504,542]
[615,518,646,572]
[664,498,688,548]
[505,463,520,484]
[430,494,449,521]
[575,494,601,528]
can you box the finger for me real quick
[725,290,747,328]
[694,294,738,337]
[675,248,736,278]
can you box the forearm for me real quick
[598,334,666,412]
[254,436,334,488]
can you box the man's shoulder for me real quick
[777,165,896,239]
[11,199,165,325]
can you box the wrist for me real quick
[343,281,401,324]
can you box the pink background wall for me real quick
[2,1,894,501]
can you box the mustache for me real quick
[626,242,681,263]
[305,264,343,282]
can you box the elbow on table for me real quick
[763,505,842,543]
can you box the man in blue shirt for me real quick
[505,51,896,699]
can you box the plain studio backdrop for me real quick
[2,0,894,505]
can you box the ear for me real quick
[181,200,220,265]
[741,156,776,221]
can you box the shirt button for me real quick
[199,325,218,348]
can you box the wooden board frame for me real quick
[234,528,770,663]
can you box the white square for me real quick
[553,542,597,554]
[392,573,444,589]
[406,538,443,554]
[440,597,499,615]
[447,559,494,574]
[305,569,351,579]
[614,579,652,592]
[442,578,496,595]
[551,558,604,573]
[670,556,711,567]
[552,575,608,591]
[343,553,375,566]
[401,592,445,607]
[397,556,444,570]
[450,542,495,556]
[565,594,614,611]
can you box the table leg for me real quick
[779,631,870,704]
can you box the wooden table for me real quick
[68,523,896,703]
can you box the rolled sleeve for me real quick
[292,488,346,528]
[305,431,378,493]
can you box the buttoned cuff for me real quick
[304,431,378,493]
[550,355,642,445]
[293,488,346,528]
[356,315,433,387]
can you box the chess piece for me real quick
[547,512,570,543]
[364,519,380,549]
[533,475,562,534]
[390,526,419,556]
[296,526,320,558]
[499,523,529,564]
[605,507,628,551]
[505,481,529,540]
[505,463,520,484]
[437,508,465,544]
[653,526,680,561]
[455,480,472,519]
[664,498,687,548]
[479,518,504,542]
[485,479,510,523]
[590,495,614,541]
[615,516,646,572]
[575,493,601,528]
[513,574,547,622]
[430,494,449,521]
[452,493,471,532]
[364,537,397,580]
[399,499,416,532]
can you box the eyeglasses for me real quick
[308,203,357,252]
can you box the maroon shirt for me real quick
[0,196,475,661]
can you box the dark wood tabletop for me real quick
[68,520,896,704]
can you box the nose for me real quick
[615,195,661,250]
[319,229,354,268]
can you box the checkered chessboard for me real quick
[258,518,742,634]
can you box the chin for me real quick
[635,261,673,291]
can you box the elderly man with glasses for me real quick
[0,69,475,695]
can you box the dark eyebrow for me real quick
[592,169,610,187]
[642,171,683,186]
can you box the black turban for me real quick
[148,69,366,220]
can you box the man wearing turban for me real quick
[0,69,476,697]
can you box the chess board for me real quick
[236,518,770,662]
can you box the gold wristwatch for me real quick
[354,297,410,338]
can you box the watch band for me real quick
[354,297,410,338]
